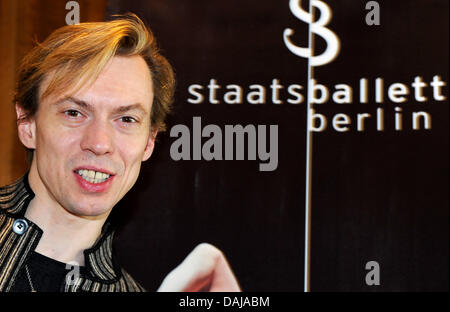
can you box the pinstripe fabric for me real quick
[0,175,145,292]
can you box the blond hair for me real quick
[15,13,175,146]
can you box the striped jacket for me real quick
[0,174,145,292]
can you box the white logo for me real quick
[283,0,340,67]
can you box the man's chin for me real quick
[64,203,112,220]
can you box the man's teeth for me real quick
[76,169,111,184]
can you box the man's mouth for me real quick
[75,169,112,184]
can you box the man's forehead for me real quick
[40,55,154,111]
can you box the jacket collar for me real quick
[0,173,122,283]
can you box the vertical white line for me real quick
[304,0,314,293]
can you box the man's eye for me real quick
[64,110,82,118]
[121,116,137,123]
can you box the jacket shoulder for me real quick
[0,176,28,213]
[0,176,25,196]
[118,268,147,292]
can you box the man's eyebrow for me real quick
[55,96,93,111]
[55,96,148,115]
[113,103,148,115]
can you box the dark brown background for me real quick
[0,0,448,291]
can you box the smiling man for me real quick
[0,14,240,292]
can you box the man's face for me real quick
[26,56,155,217]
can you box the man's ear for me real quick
[142,129,158,161]
[16,104,36,149]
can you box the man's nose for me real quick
[80,119,115,155]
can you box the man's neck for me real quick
[25,168,108,267]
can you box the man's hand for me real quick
[157,243,241,292]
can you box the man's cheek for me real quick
[123,153,144,183]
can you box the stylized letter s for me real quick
[283,0,312,59]
[283,0,340,67]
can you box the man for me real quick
[0,14,240,292]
